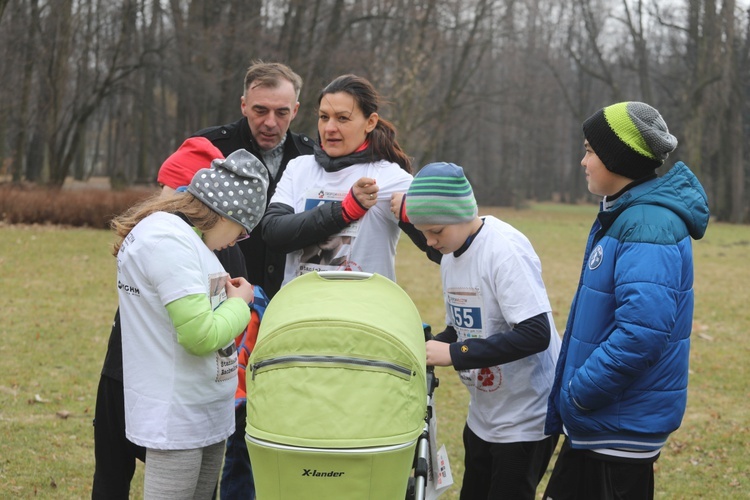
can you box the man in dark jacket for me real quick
[194,61,314,298]
[92,61,312,500]
[195,61,313,500]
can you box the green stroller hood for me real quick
[246,272,427,449]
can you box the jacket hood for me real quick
[612,161,709,240]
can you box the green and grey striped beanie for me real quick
[405,162,478,225]
[583,101,678,180]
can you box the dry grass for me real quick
[0,202,748,499]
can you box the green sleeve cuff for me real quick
[166,294,251,356]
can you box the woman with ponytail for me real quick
[261,74,414,285]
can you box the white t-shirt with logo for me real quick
[270,155,413,286]
[441,216,561,443]
[117,212,238,449]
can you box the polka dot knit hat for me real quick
[582,101,678,180]
[405,162,478,225]
[187,149,270,233]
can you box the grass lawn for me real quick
[1,202,748,498]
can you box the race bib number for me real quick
[449,304,482,330]
[446,288,483,340]
[447,287,501,391]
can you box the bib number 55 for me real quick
[450,305,482,329]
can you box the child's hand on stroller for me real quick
[426,340,452,367]
[226,277,254,304]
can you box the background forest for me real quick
[0,0,748,222]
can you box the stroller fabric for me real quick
[245,272,427,499]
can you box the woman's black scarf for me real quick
[313,142,377,172]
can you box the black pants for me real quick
[218,404,256,499]
[543,437,655,500]
[91,374,146,500]
[459,424,558,500]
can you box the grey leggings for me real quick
[143,441,225,499]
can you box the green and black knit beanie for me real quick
[405,162,478,225]
[582,102,678,180]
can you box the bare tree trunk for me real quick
[137,0,156,183]
[719,0,745,222]
[279,0,307,64]
[12,0,38,183]
[41,0,148,186]
[44,0,74,185]
[214,0,262,124]
[574,0,622,100]
[169,0,194,139]
[426,0,494,160]
[682,0,721,185]
[621,0,653,103]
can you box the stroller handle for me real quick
[316,271,374,281]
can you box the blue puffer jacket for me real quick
[545,162,709,451]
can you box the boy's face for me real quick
[581,140,631,196]
[414,222,473,255]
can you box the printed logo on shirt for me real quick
[218,343,237,357]
[297,189,360,277]
[215,346,238,383]
[477,367,502,391]
[118,280,140,297]
[307,190,346,205]
[458,365,502,392]
[118,232,136,254]
[589,244,604,270]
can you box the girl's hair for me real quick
[319,74,412,173]
[111,192,220,256]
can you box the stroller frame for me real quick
[406,331,440,500]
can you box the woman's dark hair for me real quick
[319,75,412,173]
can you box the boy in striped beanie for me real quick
[401,162,562,499]
[404,162,478,227]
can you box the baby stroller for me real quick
[245,271,432,499]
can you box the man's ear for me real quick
[240,94,247,117]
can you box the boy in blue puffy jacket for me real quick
[543,102,710,499]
